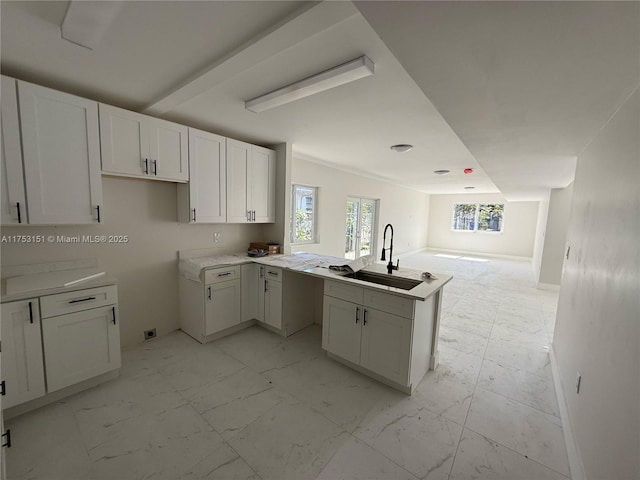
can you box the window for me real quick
[291,185,317,243]
[452,203,504,232]
[345,197,378,259]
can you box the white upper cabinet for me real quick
[15,80,103,225]
[178,128,226,223]
[250,145,276,223]
[1,76,26,225]
[226,139,275,223]
[99,104,188,182]
[226,138,251,223]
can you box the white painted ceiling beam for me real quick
[143,1,360,116]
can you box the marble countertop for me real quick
[180,252,452,301]
[179,251,347,281]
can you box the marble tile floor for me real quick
[6,251,570,480]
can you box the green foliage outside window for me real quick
[452,203,504,232]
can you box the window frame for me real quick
[290,184,318,244]
[451,202,505,234]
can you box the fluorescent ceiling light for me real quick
[245,55,374,113]
[61,1,124,50]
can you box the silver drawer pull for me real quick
[217,272,232,277]
[68,296,96,304]
[267,271,278,276]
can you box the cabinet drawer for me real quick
[324,280,363,304]
[363,290,414,319]
[264,266,282,282]
[204,266,240,284]
[40,285,118,318]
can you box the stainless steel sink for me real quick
[344,271,422,290]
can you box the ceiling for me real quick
[2,1,638,200]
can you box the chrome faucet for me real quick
[381,223,399,274]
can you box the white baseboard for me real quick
[423,247,532,262]
[550,346,586,480]
[537,282,560,292]
[396,247,428,258]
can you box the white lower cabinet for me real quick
[240,264,282,330]
[180,266,241,342]
[205,278,241,336]
[322,296,361,365]
[263,267,282,330]
[241,264,260,323]
[322,281,412,387]
[40,286,121,393]
[0,284,121,410]
[0,300,46,409]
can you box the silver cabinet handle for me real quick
[355,306,360,324]
[143,158,149,174]
[207,286,212,300]
[192,208,196,222]
[259,266,264,278]
[152,159,158,176]
[252,210,256,222]
[267,271,278,277]
[363,309,368,326]
[217,272,232,277]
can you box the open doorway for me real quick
[345,197,378,259]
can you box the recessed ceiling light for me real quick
[434,169,450,175]
[464,186,476,189]
[390,144,413,153]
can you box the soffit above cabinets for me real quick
[2,1,637,199]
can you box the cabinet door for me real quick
[322,296,361,365]
[1,300,46,409]
[1,76,27,225]
[241,264,259,322]
[225,138,250,223]
[19,81,102,224]
[264,279,282,330]
[149,117,188,182]
[249,146,275,223]
[41,305,121,392]
[205,280,241,335]
[99,104,149,177]
[188,128,226,222]
[359,308,411,386]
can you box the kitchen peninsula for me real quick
[178,250,452,393]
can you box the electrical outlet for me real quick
[144,328,157,341]
[214,232,221,243]
[575,371,582,394]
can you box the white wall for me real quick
[291,158,430,258]
[0,176,264,348]
[532,191,550,282]
[553,87,639,480]
[538,183,574,286]
[427,193,539,258]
